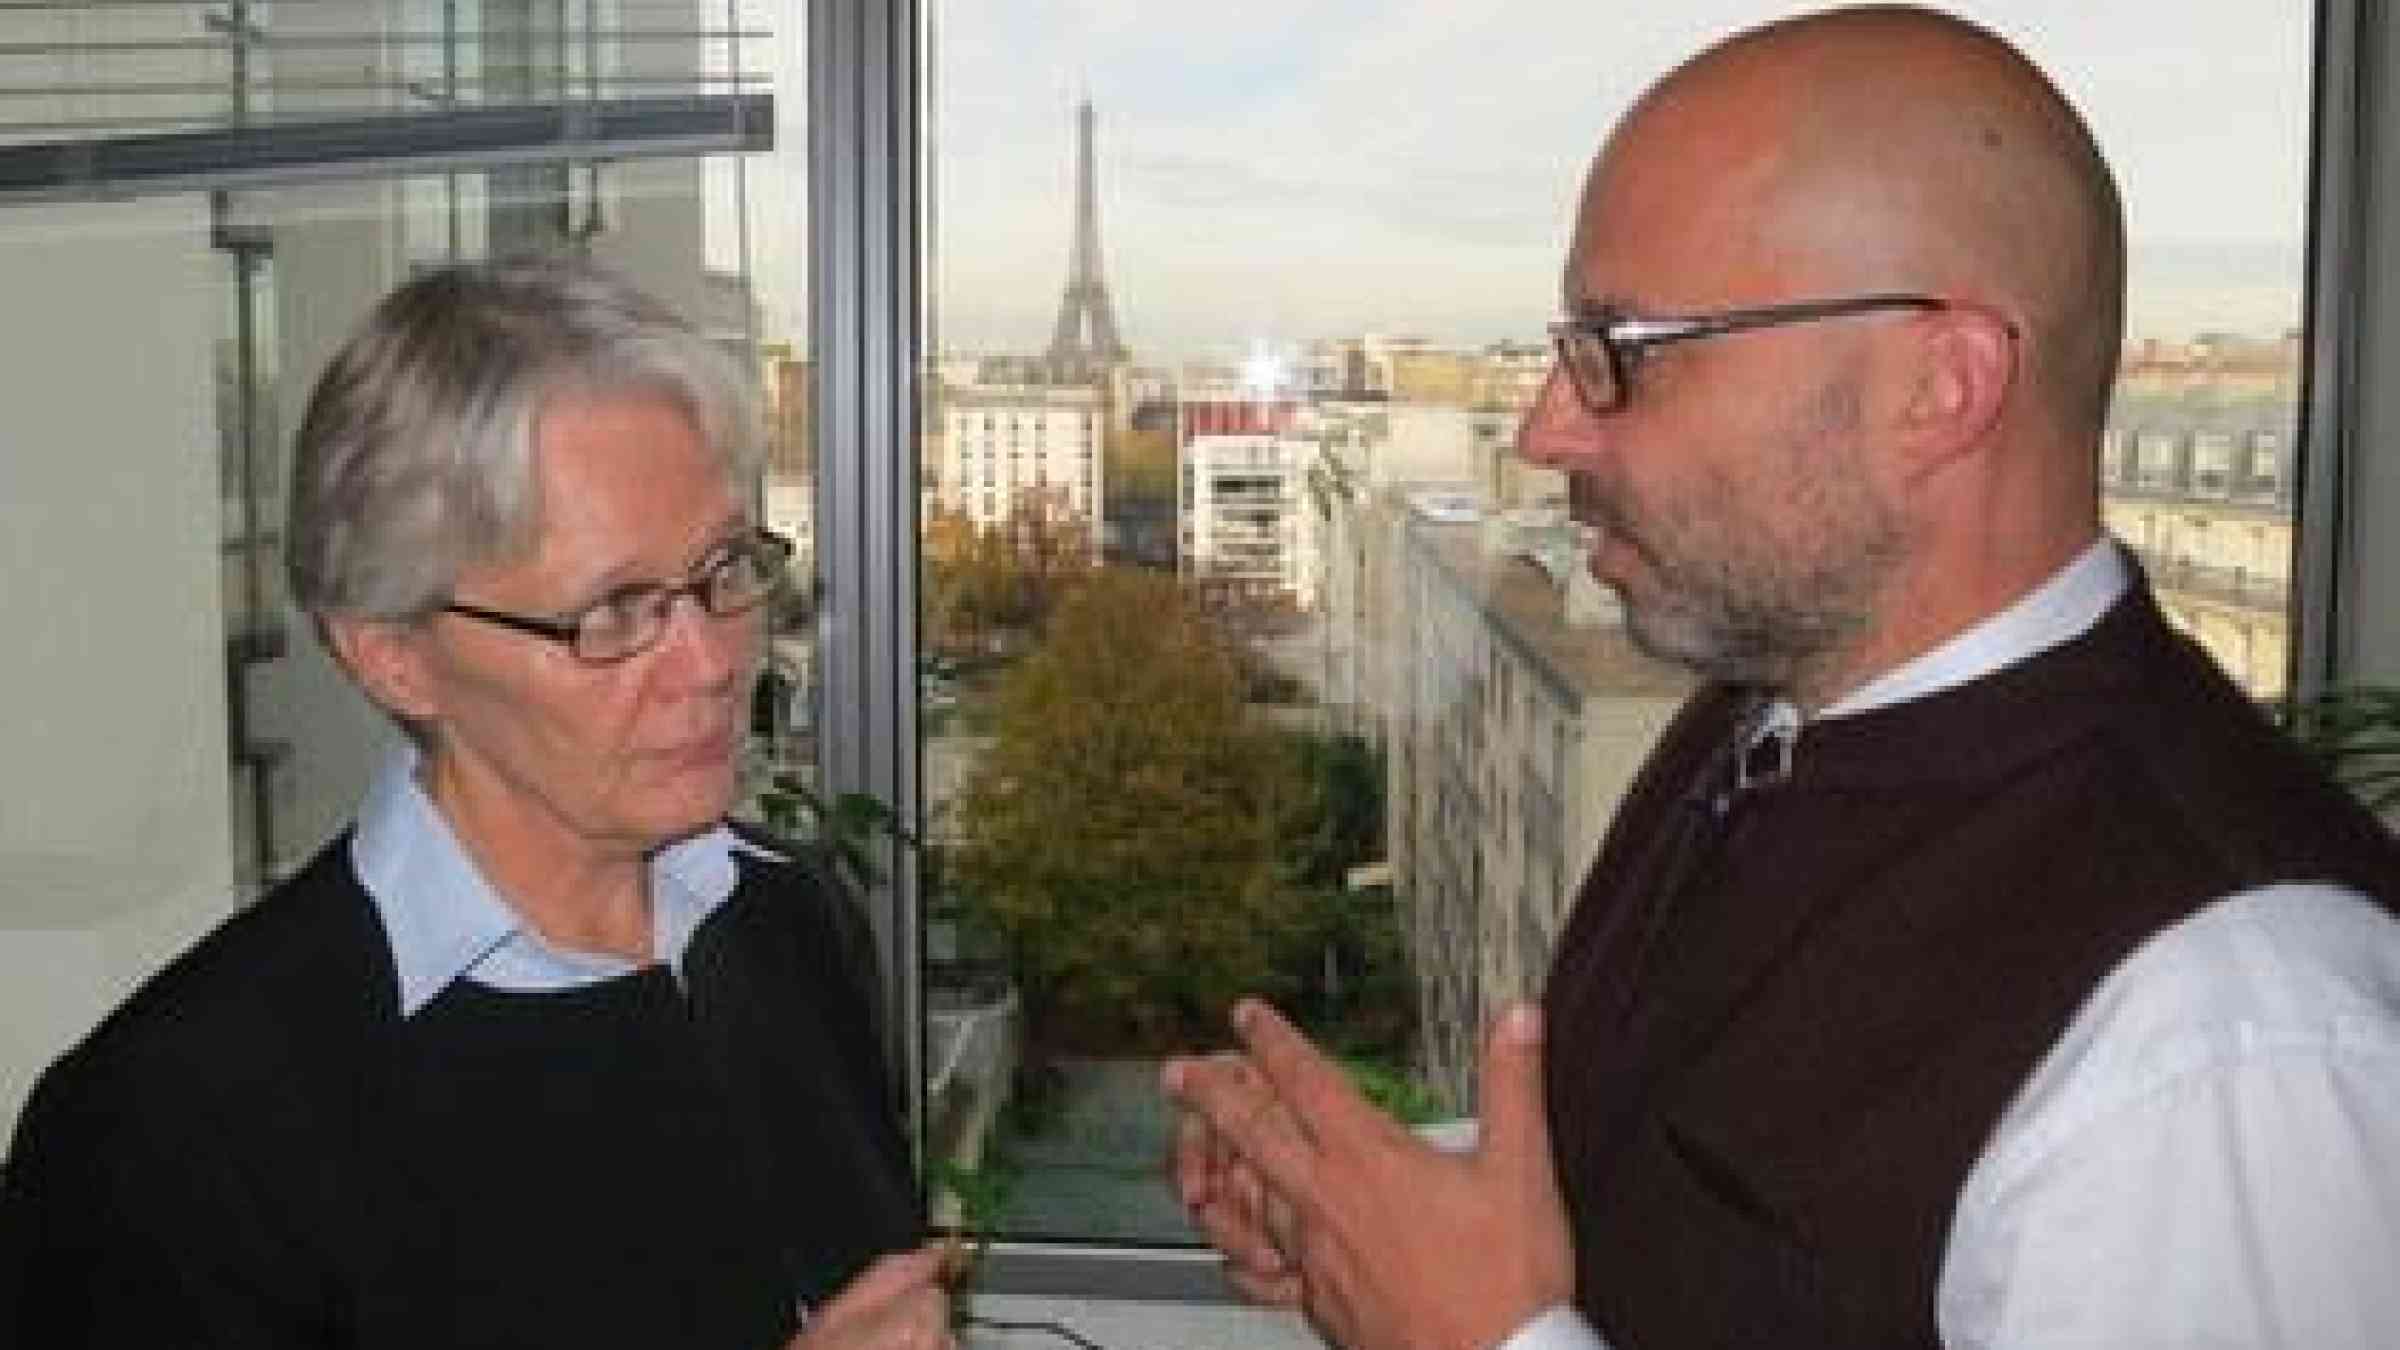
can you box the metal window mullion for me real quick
[2294,0,2364,696]
[809,0,922,1133]
[807,0,1256,1302]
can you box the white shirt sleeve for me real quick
[1493,1305,1611,1350]
[1938,883,2400,1349]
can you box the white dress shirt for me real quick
[1502,537,2400,1349]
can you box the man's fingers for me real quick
[1192,1190,1291,1277]
[1227,999,1376,1145]
[1161,1047,1320,1202]
[1477,1003,1557,1189]
[1169,1103,1216,1208]
[1222,1261,1304,1309]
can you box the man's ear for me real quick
[1890,305,2017,479]
[324,613,442,724]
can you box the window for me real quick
[1,0,803,1134]
[2192,432,2235,498]
[0,0,2346,1322]
[2248,430,2287,500]
[909,0,2327,1265]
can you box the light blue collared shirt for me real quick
[349,747,775,1017]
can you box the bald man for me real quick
[1165,8,2400,1349]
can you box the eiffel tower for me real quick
[1045,99,1130,383]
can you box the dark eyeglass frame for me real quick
[1547,293,1956,414]
[441,526,794,664]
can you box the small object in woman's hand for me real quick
[937,1232,976,1290]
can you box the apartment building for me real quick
[933,381,1106,536]
[1383,494,1690,1108]
[2100,335,2301,699]
[1179,432,1318,606]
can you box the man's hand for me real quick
[1161,1000,1573,1350]
[787,1246,955,1350]
[1166,1052,1306,1307]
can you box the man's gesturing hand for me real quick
[1160,1000,1572,1350]
[1166,1051,1307,1307]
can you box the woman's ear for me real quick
[324,614,442,724]
[1890,305,2018,479]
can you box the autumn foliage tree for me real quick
[923,488,1093,654]
[952,567,1311,1051]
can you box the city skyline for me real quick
[920,2,2313,360]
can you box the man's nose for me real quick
[1514,360,1602,469]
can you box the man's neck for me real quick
[1797,534,2124,720]
[1789,529,2111,717]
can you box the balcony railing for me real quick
[2141,553,2291,613]
[0,3,770,137]
[0,2,771,201]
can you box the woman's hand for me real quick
[787,1246,956,1350]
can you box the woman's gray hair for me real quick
[286,255,761,622]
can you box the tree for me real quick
[924,489,1095,655]
[1277,733,1414,1058]
[952,567,1312,1051]
[1106,424,1178,510]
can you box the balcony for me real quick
[0,2,772,201]
[2140,554,2291,614]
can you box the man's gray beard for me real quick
[1614,509,1903,692]
[1607,375,1901,691]
[1618,572,1858,689]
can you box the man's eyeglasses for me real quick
[442,527,794,664]
[1547,293,1953,414]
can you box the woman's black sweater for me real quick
[2,832,921,1349]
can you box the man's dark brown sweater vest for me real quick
[4,831,919,1348]
[1543,584,2400,1349]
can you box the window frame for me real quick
[808,0,2372,1300]
[2297,0,2363,696]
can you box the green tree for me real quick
[1278,733,1414,1057]
[953,567,1311,1051]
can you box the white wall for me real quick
[0,195,236,1139]
[255,183,413,876]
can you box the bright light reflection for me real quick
[1240,343,1286,395]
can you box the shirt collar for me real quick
[1818,535,2131,721]
[1742,536,2131,764]
[350,745,776,1016]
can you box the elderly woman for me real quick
[4,258,946,1348]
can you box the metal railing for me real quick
[0,1,769,142]
[2140,553,2293,614]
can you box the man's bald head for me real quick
[1586,5,2125,439]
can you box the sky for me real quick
[738,2,2317,356]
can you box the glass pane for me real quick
[0,0,801,1142]
[922,3,2315,1248]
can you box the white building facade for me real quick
[1179,431,1318,606]
[1385,504,1689,1108]
[933,383,1105,534]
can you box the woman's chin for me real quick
[637,768,740,844]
